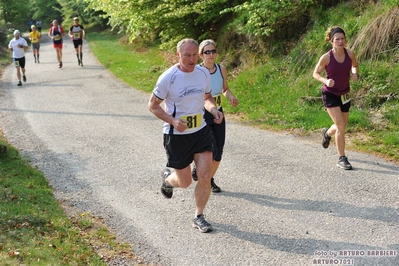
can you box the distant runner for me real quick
[29,25,41,63]
[48,20,66,68]
[69,17,86,66]
[8,30,28,86]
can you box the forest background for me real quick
[1,0,399,162]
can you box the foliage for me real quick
[84,0,237,48]
[57,0,108,29]
[29,0,62,24]
[0,0,31,25]
[222,0,314,37]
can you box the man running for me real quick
[8,30,28,86]
[48,20,65,68]
[69,17,86,66]
[148,38,224,233]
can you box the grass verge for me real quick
[0,138,139,265]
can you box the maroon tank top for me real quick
[323,48,352,96]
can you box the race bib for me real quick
[341,93,351,105]
[14,60,20,67]
[32,38,37,42]
[74,33,80,39]
[180,113,202,129]
[213,94,222,108]
[53,35,61,41]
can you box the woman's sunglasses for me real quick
[203,49,217,55]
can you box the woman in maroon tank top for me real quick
[312,26,359,170]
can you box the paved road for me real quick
[1,33,398,266]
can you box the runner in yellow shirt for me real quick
[29,25,41,63]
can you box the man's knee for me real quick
[196,168,212,182]
[179,179,192,188]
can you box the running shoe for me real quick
[191,166,198,181]
[211,178,221,193]
[337,156,352,170]
[321,128,331,149]
[193,214,213,233]
[59,62,63,68]
[160,168,173,198]
[23,75,26,82]
[17,81,22,86]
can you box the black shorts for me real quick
[322,90,351,113]
[73,39,83,48]
[14,57,26,68]
[204,107,225,162]
[163,126,214,169]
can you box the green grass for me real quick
[87,31,168,93]
[0,140,136,265]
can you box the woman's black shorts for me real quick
[322,89,351,112]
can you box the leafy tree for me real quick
[84,0,240,47]
[57,0,108,28]
[223,0,315,37]
[30,0,62,25]
[0,0,31,26]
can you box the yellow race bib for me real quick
[213,94,222,108]
[180,113,202,129]
[341,93,351,105]
[53,35,61,41]
[14,61,20,67]
[74,33,80,39]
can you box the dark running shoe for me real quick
[193,214,213,233]
[337,156,352,170]
[321,128,331,149]
[191,166,198,181]
[211,178,221,193]
[23,75,26,82]
[160,168,173,198]
[17,81,22,86]
[59,62,63,68]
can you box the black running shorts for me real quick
[14,57,26,68]
[322,89,351,113]
[73,39,83,48]
[163,126,214,169]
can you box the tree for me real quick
[84,0,240,47]
[0,0,31,26]
[30,0,62,25]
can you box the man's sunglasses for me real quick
[203,49,217,55]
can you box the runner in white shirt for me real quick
[8,30,28,86]
[148,38,224,233]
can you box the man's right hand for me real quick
[173,118,189,133]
